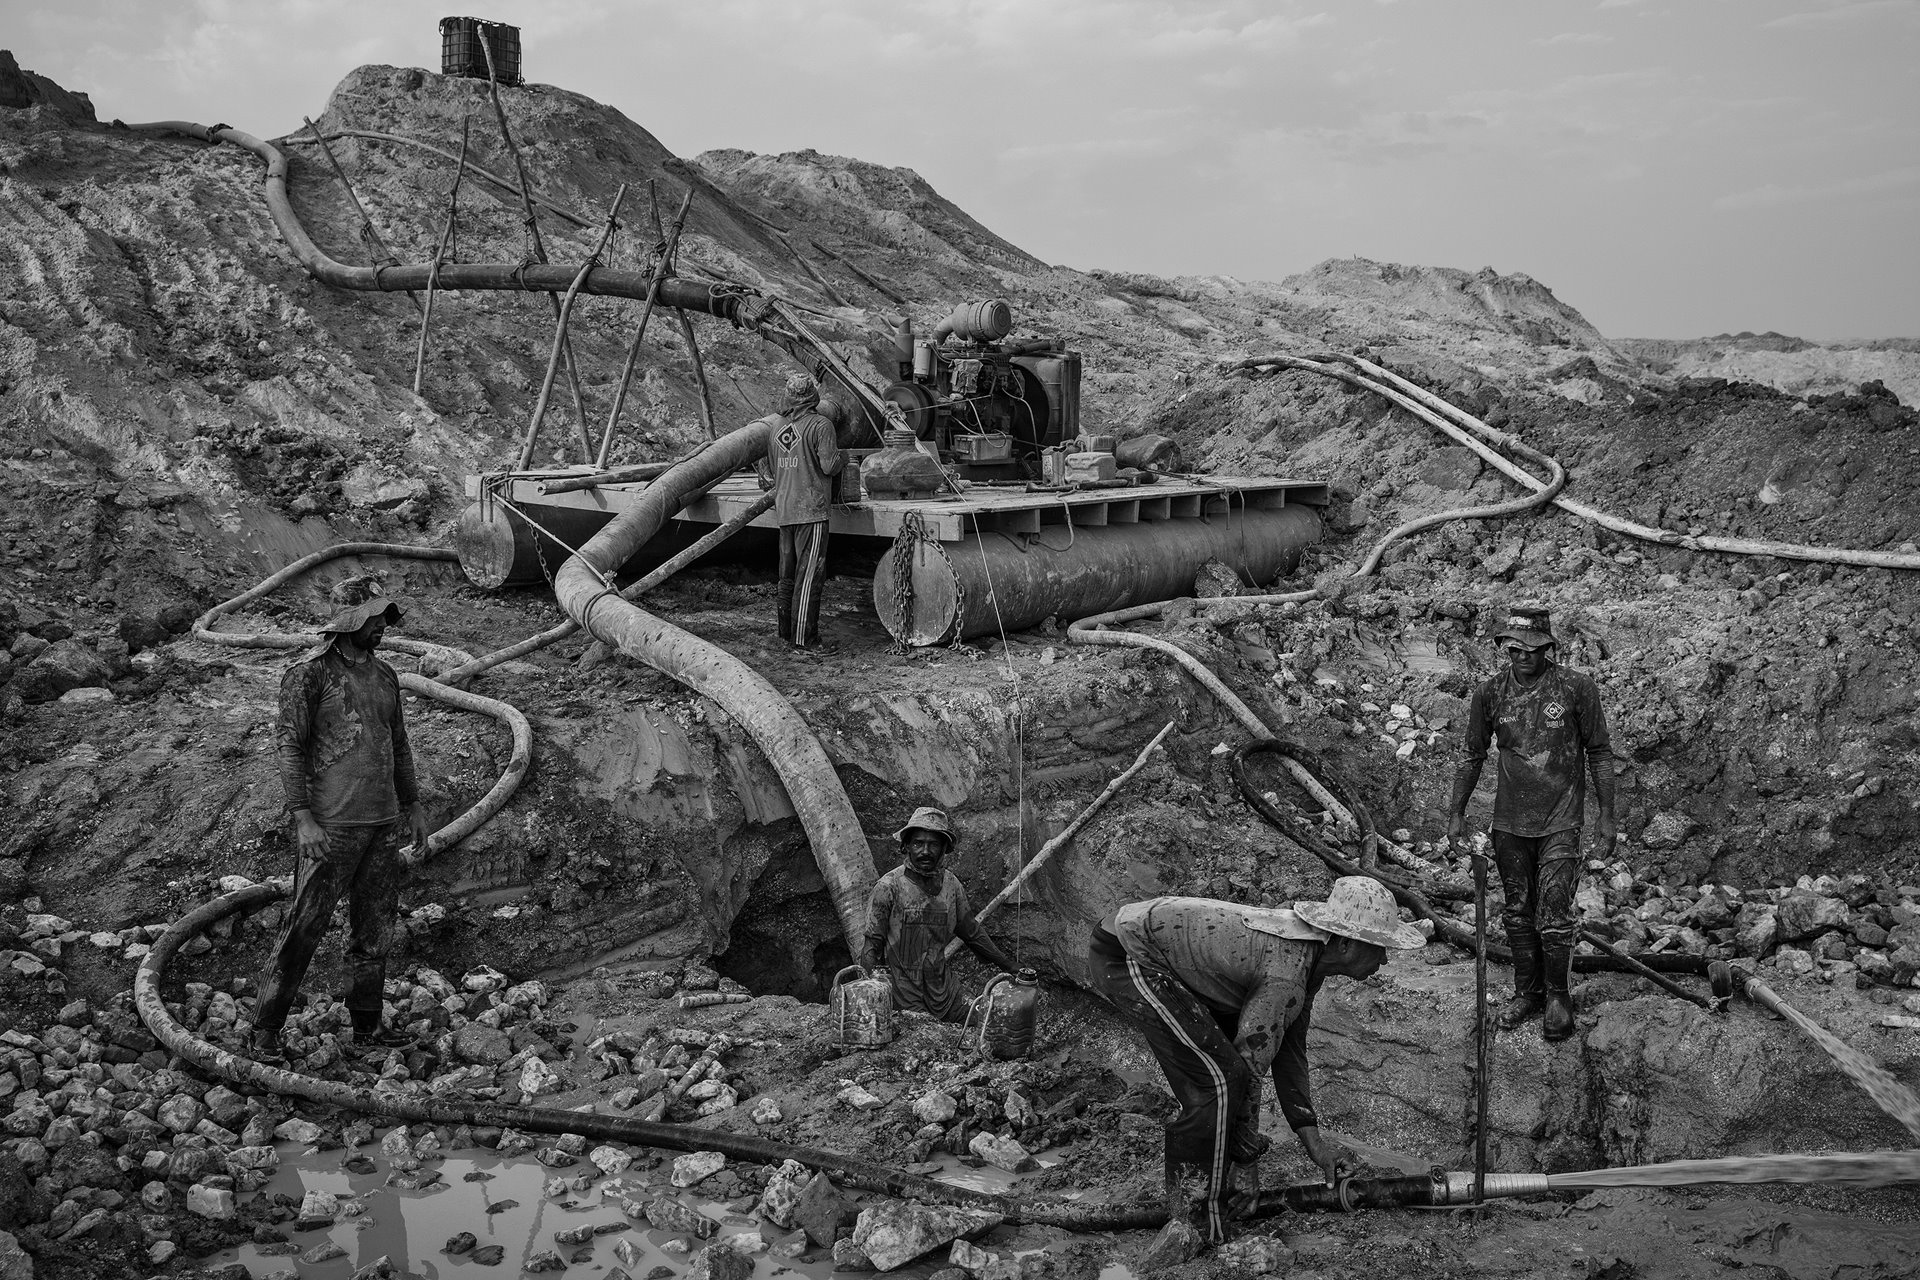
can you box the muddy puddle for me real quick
[211,1137,1107,1280]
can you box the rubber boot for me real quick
[1498,932,1547,1029]
[1542,943,1575,1042]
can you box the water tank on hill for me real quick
[440,17,521,86]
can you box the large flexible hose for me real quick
[192,542,531,858]
[441,492,776,686]
[1235,353,1920,573]
[550,424,876,952]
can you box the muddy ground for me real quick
[1,54,1918,1280]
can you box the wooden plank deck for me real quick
[466,470,1329,543]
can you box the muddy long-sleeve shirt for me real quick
[1111,897,1330,1133]
[277,644,418,827]
[1464,663,1612,837]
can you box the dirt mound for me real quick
[1621,334,1920,407]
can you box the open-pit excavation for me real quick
[1,26,1918,1280]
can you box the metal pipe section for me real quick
[549,425,877,952]
[877,505,1321,645]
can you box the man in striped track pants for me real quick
[757,372,845,652]
[1089,878,1426,1244]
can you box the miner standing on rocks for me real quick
[1447,603,1616,1042]
[1089,880,1426,1246]
[252,595,428,1059]
[757,371,845,652]
[861,806,1015,1020]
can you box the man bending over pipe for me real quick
[861,806,1016,1020]
[1447,603,1616,1042]
[1089,879,1425,1245]
[755,372,845,652]
[251,595,428,1059]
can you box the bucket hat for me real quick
[1294,876,1426,950]
[892,805,954,847]
[1493,603,1555,649]
[318,595,406,635]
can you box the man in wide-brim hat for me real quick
[861,805,1016,1021]
[1088,877,1425,1246]
[253,594,428,1058]
[1447,602,1616,1043]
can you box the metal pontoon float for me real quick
[455,469,1327,646]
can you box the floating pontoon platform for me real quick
[456,470,1327,645]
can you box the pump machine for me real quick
[878,299,1082,482]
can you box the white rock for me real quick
[519,1058,563,1097]
[216,875,257,892]
[671,1150,727,1188]
[968,1131,1035,1173]
[297,1188,339,1224]
[749,1096,783,1125]
[910,1090,957,1124]
[590,1146,634,1176]
[836,1084,883,1111]
[273,1118,324,1144]
[186,1184,235,1219]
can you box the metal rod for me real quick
[536,460,679,494]
[1472,844,1490,1206]
[475,28,592,455]
[301,116,420,312]
[597,186,694,468]
[1578,928,1716,1012]
[945,720,1177,958]
[413,115,471,396]
[516,184,629,470]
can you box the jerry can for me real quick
[976,968,1041,1060]
[829,965,894,1048]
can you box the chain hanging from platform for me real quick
[886,511,964,653]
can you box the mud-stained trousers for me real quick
[777,520,829,647]
[254,821,403,1034]
[1089,925,1253,1243]
[1492,828,1581,996]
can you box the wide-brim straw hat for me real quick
[1295,875,1427,950]
[892,805,954,847]
[319,596,406,635]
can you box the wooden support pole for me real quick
[301,116,420,312]
[675,307,717,441]
[516,184,629,470]
[596,186,694,468]
[946,721,1177,958]
[475,30,592,457]
[413,115,471,396]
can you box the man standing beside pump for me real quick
[1447,603,1617,1043]
[756,372,845,653]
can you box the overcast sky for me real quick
[9,0,1917,338]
